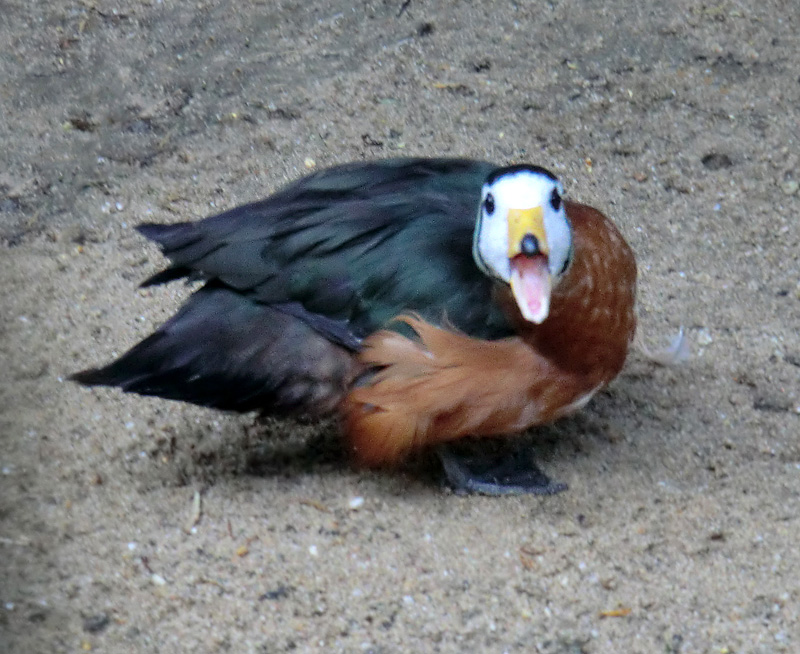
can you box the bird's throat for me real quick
[509,254,551,324]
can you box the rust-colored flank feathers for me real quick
[342,201,637,466]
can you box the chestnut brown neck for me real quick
[496,201,637,384]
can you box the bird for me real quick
[72,158,638,495]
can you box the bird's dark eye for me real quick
[484,193,495,216]
[550,188,562,211]
[560,247,572,275]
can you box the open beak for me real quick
[507,206,552,324]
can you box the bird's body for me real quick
[74,158,637,493]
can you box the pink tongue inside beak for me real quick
[510,255,551,324]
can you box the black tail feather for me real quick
[136,222,200,251]
[139,266,193,287]
[72,284,356,415]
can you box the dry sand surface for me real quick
[2,1,800,652]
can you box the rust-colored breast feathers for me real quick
[341,201,637,467]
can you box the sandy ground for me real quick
[2,1,800,652]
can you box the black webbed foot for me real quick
[437,443,567,496]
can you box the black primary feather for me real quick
[72,284,355,414]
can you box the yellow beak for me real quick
[507,206,548,258]
[506,206,552,324]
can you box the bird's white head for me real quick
[472,165,572,324]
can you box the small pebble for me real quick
[304,157,316,169]
[780,180,798,195]
[697,328,713,346]
[83,613,110,634]
[309,545,319,557]
[348,496,364,510]
[151,574,167,586]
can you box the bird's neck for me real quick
[495,203,637,385]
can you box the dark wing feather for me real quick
[137,158,513,340]
[74,158,513,414]
[72,284,356,414]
